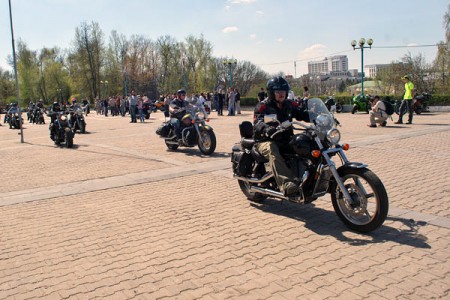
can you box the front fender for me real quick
[200,124,213,131]
[337,162,368,173]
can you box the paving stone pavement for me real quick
[0,109,449,299]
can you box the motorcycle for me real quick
[351,94,371,114]
[163,102,216,155]
[49,111,75,148]
[8,111,23,129]
[395,92,431,115]
[231,98,388,233]
[33,107,46,124]
[413,92,431,114]
[70,107,86,133]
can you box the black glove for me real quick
[264,126,277,138]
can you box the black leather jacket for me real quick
[253,98,309,142]
[169,98,187,119]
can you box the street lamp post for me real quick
[223,59,237,88]
[100,80,108,99]
[57,88,62,103]
[351,38,373,98]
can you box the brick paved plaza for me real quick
[1,109,449,299]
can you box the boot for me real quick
[394,120,403,124]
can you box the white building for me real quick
[308,55,349,75]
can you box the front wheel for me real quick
[351,105,357,114]
[335,104,343,113]
[65,131,74,148]
[80,121,86,134]
[198,128,216,155]
[331,167,388,233]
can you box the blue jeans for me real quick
[398,99,413,123]
[138,108,144,122]
[130,105,137,122]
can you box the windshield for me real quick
[306,98,334,132]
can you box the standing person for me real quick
[235,88,241,114]
[102,98,108,117]
[367,95,388,127]
[213,92,219,113]
[120,96,127,116]
[129,90,137,123]
[218,90,224,116]
[137,95,144,123]
[302,86,310,100]
[227,88,236,116]
[257,87,266,102]
[395,75,415,124]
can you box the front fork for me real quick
[319,141,367,205]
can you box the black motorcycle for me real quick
[49,111,75,148]
[231,98,388,233]
[33,108,46,124]
[70,107,86,133]
[413,92,431,114]
[162,103,216,155]
[7,110,22,129]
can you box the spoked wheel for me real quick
[331,168,388,233]
[198,128,216,155]
[238,180,267,203]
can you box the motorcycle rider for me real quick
[169,89,188,142]
[253,76,309,196]
[49,101,61,140]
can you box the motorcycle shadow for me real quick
[250,199,430,249]
[168,148,230,158]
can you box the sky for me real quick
[0,0,448,77]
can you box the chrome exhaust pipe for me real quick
[249,186,287,200]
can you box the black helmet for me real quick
[177,89,186,95]
[267,76,290,101]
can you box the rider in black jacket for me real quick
[253,76,309,196]
[169,89,188,140]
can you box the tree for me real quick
[16,40,40,102]
[432,5,449,94]
[69,21,105,99]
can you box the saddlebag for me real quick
[156,122,171,137]
[231,144,254,176]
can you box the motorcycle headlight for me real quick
[77,111,82,116]
[14,113,19,116]
[60,115,67,121]
[196,112,205,120]
[327,128,341,145]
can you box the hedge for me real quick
[240,95,450,107]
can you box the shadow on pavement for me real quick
[251,199,431,249]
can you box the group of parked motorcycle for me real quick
[351,92,431,115]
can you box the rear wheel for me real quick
[238,180,267,203]
[331,168,388,233]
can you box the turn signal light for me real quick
[206,118,210,122]
[342,144,350,151]
[311,150,321,158]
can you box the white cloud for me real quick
[250,34,256,39]
[276,38,283,43]
[222,26,239,33]
[298,44,327,61]
[256,10,264,14]
[228,0,257,4]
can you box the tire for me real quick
[335,104,343,113]
[238,180,267,203]
[330,167,388,233]
[198,128,216,155]
[351,106,357,114]
[414,107,422,115]
[80,122,86,134]
[65,131,74,148]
